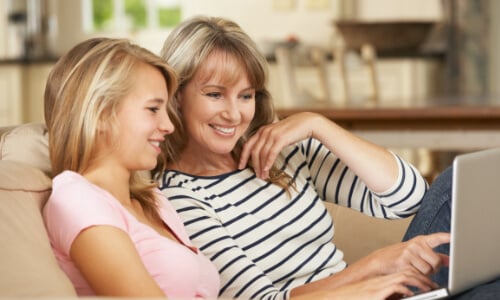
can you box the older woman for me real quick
[156,16,451,300]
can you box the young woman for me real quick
[42,37,219,298]
[155,16,450,300]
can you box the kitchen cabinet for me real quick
[0,62,53,126]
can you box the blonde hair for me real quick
[44,37,178,220]
[158,16,291,188]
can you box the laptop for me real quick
[405,147,500,300]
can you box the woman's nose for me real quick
[222,100,241,122]
[159,110,175,135]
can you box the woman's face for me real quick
[179,52,256,158]
[105,62,174,172]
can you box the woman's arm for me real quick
[242,112,399,191]
[289,231,449,298]
[237,112,449,285]
[240,112,428,218]
[70,225,165,297]
[303,137,427,218]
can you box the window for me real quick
[85,0,181,32]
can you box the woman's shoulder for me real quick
[50,170,118,209]
[52,170,92,193]
[52,170,82,183]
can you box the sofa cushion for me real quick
[326,202,412,264]
[0,160,76,296]
[0,123,155,181]
[0,123,51,177]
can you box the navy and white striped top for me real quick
[159,138,428,300]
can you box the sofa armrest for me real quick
[0,160,76,297]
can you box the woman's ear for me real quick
[97,118,107,133]
[97,107,113,133]
[97,115,114,136]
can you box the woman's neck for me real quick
[83,163,131,205]
[169,151,237,176]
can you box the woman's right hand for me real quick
[239,112,323,179]
[293,270,435,300]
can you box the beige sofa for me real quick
[0,123,412,297]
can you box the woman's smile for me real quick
[210,124,236,136]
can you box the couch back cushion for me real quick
[0,123,51,177]
[0,160,76,296]
[0,123,153,180]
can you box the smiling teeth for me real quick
[150,141,160,147]
[212,125,235,134]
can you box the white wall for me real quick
[182,0,340,49]
[45,0,343,57]
[180,0,443,48]
[356,0,442,20]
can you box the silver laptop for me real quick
[406,147,500,300]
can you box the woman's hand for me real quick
[239,112,325,179]
[354,232,450,278]
[292,270,438,300]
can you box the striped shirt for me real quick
[159,138,428,300]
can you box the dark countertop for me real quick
[1,48,445,66]
[276,95,500,130]
[0,56,60,65]
[265,48,446,63]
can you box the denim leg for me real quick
[402,165,453,286]
[451,276,500,299]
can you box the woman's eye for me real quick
[148,107,159,113]
[206,92,222,99]
[241,93,254,100]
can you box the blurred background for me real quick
[1,0,499,180]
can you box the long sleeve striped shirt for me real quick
[158,138,428,300]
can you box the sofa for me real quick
[0,123,413,297]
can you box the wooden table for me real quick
[276,101,500,150]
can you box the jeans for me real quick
[403,166,500,299]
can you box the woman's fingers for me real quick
[325,271,439,300]
[365,232,450,278]
[411,233,450,275]
[423,232,451,249]
[241,124,291,179]
[240,113,318,177]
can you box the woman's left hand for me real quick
[239,112,325,179]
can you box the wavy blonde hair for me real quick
[44,37,178,220]
[158,16,291,189]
